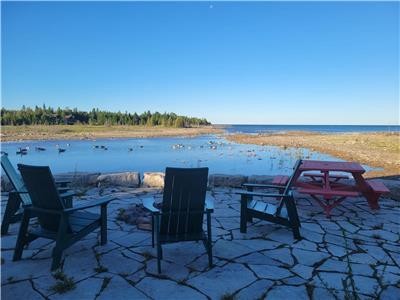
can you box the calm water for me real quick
[1,134,375,175]
[223,124,400,134]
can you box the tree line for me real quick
[0,106,211,127]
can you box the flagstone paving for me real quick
[1,186,399,299]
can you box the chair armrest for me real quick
[142,197,160,214]
[243,183,285,189]
[25,206,63,215]
[55,180,71,185]
[60,191,76,198]
[236,191,292,198]
[63,196,115,214]
[205,197,214,212]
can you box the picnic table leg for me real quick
[352,173,380,209]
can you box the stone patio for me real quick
[1,186,399,299]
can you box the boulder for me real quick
[208,174,248,188]
[96,172,140,187]
[143,172,165,188]
[247,175,275,185]
[1,175,13,192]
[55,172,100,187]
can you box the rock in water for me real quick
[143,172,165,188]
[97,172,141,187]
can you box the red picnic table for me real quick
[287,160,389,217]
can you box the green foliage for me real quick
[0,106,211,127]
[50,271,76,294]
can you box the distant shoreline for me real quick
[0,125,223,142]
[226,131,400,178]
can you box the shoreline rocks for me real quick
[143,172,165,188]
[97,172,141,188]
[208,174,248,188]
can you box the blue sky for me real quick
[2,1,399,125]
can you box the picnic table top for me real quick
[299,160,365,173]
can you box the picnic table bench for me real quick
[273,160,390,217]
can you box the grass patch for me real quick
[94,265,109,273]
[372,224,383,230]
[50,272,76,294]
[372,234,382,240]
[220,293,235,300]
[142,251,154,260]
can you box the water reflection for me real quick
[1,135,374,175]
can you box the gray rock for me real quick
[235,279,273,300]
[213,239,254,260]
[97,276,149,300]
[137,277,207,300]
[318,259,348,273]
[380,286,400,300]
[55,172,100,187]
[352,275,380,296]
[326,244,348,257]
[247,175,274,185]
[63,249,98,282]
[348,253,377,264]
[358,229,398,243]
[292,264,314,279]
[235,252,283,266]
[2,280,43,300]
[351,263,374,277]
[337,220,359,233]
[187,263,256,299]
[263,248,294,266]
[97,172,140,187]
[292,239,318,251]
[312,287,338,300]
[146,259,189,282]
[142,172,165,187]
[208,174,248,188]
[99,250,143,275]
[318,272,349,290]
[292,248,330,266]
[1,175,13,192]
[267,285,308,300]
[249,265,292,280]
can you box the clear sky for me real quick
[2,1,399,125]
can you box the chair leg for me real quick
[240,195,248,233]
[155,214,162,273]
[100,204,107,245]
[285,194,302,240]
[13,209,30,261]
[151,215,155,248]
[2,193,22,235]
[51,247,64,271]
[206,210,213,267]
[51,215,68,271]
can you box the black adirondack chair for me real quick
[143,167,213,273]
[1,155,74,234]
[236,160,302,240]
[13,164,114,271]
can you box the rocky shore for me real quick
[1,125,222,142]
[226,131,400,178]
[2,171,399,201]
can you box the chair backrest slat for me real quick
[160,167,208,236]
[1,155,32,205]
[276,159,302,214]
[18,164,66,232]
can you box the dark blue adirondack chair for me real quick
[1,154,74,234]
[143,167,213,273]
[237,160,302,240]
[13,164,115,270]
